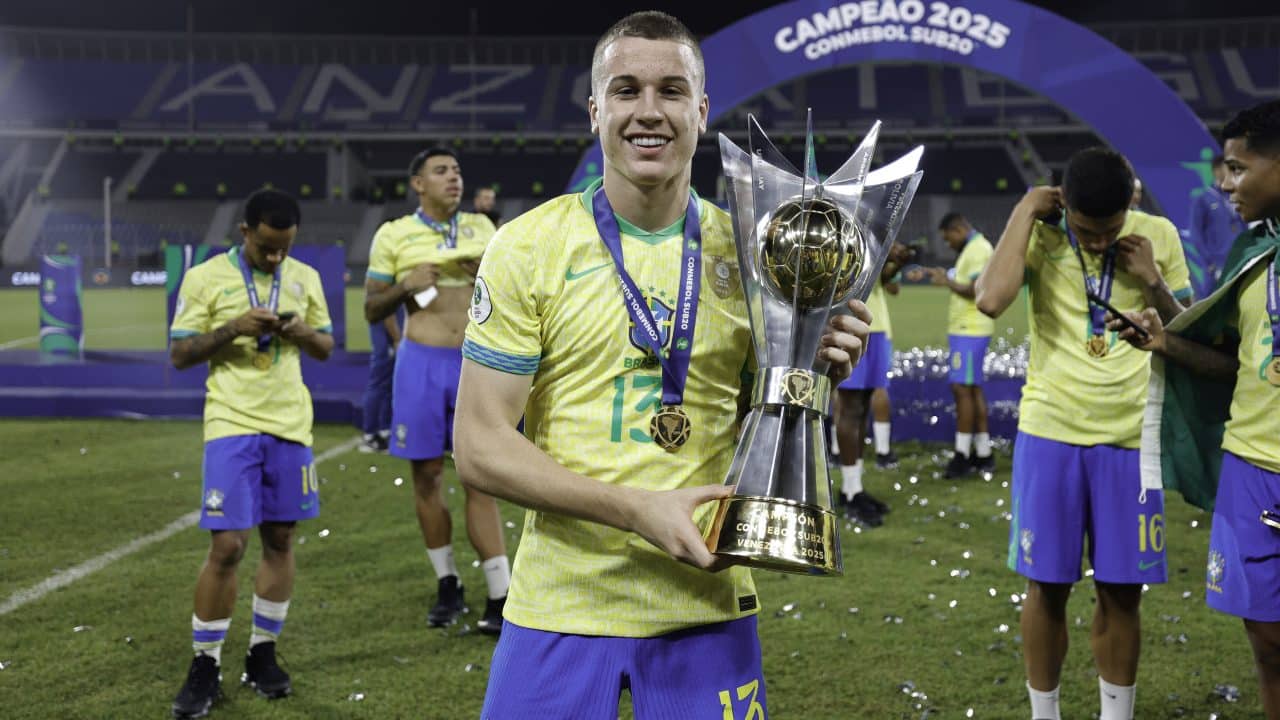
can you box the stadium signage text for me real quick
[10,271,41,287]
[130,271,168,286]
[773,1,1011,59]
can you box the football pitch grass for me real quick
[0,419,1264,719]
[0,285,1031,353]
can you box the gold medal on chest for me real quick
[1265,357,1280,387]
[1087,335,1108,358]
[650,405,692,452]
[253,352,272,370]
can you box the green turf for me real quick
[0,420,1263,719]
[0,285,1027,353]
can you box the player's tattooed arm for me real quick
[170,308,274,370]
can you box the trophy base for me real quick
[704,495,842,576]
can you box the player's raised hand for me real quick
[1106,307,1164,352]
[626,483,735,571]
[1115,234,1159,285]
[276,313,307,341]
[401,263,439,294]
[820,299,871,382]
[1017,185,1063,218]
[233,307,279,337]
[925,266,949,286]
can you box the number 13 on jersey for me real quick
[610,374,661,444]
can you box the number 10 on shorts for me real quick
[300,463,319,497]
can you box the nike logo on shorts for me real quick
[1138,559,1163,571]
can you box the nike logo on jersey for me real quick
[565,263,611,282]
[1138,559,1163,571]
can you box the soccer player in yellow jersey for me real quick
[167,190,333,719]
[976,148,1193,720]
[453,12,871,719]
[1110,100,1280,719]
[362,147,510,633]
[927,212,996,477]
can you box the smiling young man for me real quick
[1110,100,1280,719]
[452,11,871,720]
[362,147,510,634]
[975,148,1192,720]
[167,190,333,718]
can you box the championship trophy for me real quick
[703,113,922,575]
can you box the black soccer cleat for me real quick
[476,595,506,636]
[242,642,291,699]
[844,492,884,527]
[971,453,996,474]
[427,575,466,627]
[944,452,975,479]
[172,654,221,719]
[874,450,900,469]
[357,434,389,454]
[860,491,890,516]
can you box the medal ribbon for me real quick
[591,187,702,407]
[1267,258,1280,361]
[416,209,459,249]
[1065,223,1119,340]
[236,246,281,353]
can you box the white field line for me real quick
[0,434,363,616]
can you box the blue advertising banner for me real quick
[164,244,348,348]
[39,254,83,355]
[567,0,1220,286]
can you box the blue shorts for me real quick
[482,616,767,720]
[391,339,462,461]
[200,435,318,530]
[948,334,989,386]
[362,323,396,435]
[1206,451,1280,622]
[839,331,891,390]
[1007,431,1167,585]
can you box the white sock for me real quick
[192,615,231,666]
[250,595,290,648]
[481,555,511,600]
[873,422,891,454]
[1028,682,1061,720]
[975,432,992,458]
[426,544,459,580]
[1099,678,1135,720]
[955,432,973,456]
[840,461,864,500]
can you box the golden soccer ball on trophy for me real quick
[759,197,865,307]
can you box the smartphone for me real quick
[1262,509,1280,532]
[277,311,297,323]
[1086,291,1151,341]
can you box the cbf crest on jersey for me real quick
[629,290,675,355]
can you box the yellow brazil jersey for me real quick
[367,209,495,288]
[1019,211,1192,448]
[1223,260,1280,473]
[948,232,995,337]
[463,179,757,638]
[865,279,892,338]
[170,247,332,446]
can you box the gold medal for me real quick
[252,352,272,370]
[1087,335,1108,358]
[650,405,692,452]
[1266,357,1280,386]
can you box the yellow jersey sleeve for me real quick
[301,266,333,333]
[1146,215,1193,302]
[171,264,212,338]
[463,222,542,375]
[367,223,398,284]
[1223,263,1280,472]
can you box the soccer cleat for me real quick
[357,434,388,454]
[427,575,466,627]
[172,654,221,719]
[971,453,996,474]
[844,492,884,527]
[944,453,975,479]
[242,641,291,699]
[476,596,506,636]
[874,450,899,469]
[860,491,890,516]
